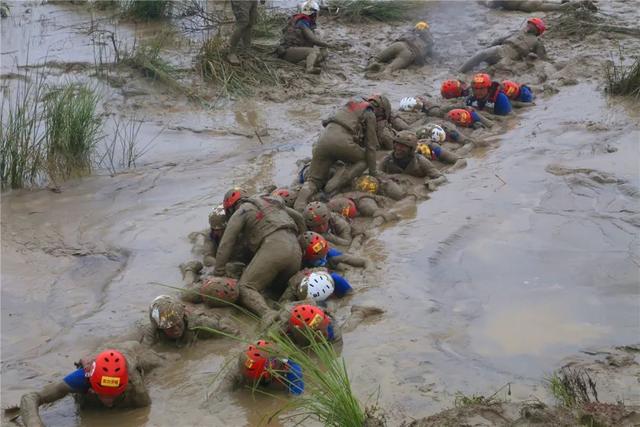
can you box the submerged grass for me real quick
[328,0,425,22]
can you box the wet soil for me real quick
[2,1,639,426]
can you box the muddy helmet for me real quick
[366,94,391,121]
[299,271,335,302]
[300,0,320,15]
[303,201,331,233]
[430,125,446,143]
[441,79,465,99]
[416,143,433,159]
[416,123,437,140]
[209,204,227,231]
[527,17,546,35]
[299,231,329,262]
[241,340,273,382]
[354,175,380,194]
[89,350,129,397]
[393,130,418,151]
[288,304,331,336]
[472,73,492,90]
[414,21,429,31]
[222,187,248,217]
[271,187,298,208]
[447,109,473,127]
[327,197,357,219]
[399,97,423,112]
[501,80,521,99]
[200,277,239,307]
[149,295,185,330]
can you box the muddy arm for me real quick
[302,27,330,48]
[329,253,366,269]
[534,41,547,59]
[363,111,380,176]
[127,368,152,408]
[138,324,160,347]
[285,207,307,234]
[325,216,352,247]
[214,210,246,276]
[390,116,410,131]
[511,100,535,108]
[20,382,72,427]
[474,111,494,128]
[191,314,241,338]
[418,156,443,179]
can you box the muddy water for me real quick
[2,1,640,426]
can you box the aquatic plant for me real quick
[605,55,640,99]
[44,84,103,180]
[120,37,178,84]
[120,0,173,20]
[327,0,425,22]
[545,368,598,409]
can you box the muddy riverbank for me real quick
[2,1,639,426]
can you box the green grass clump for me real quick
[328,0,425,22]
[546,368,598,409]
[1,1,10,18]
[120,0,172,20]
[44,84,102,180]
[121,38,177,84]
[606,56,640,99]
[254,8,289,39]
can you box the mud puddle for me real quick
[2,1,640,426]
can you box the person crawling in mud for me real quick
[279,268,353,303]
[276,0,330,74]
[271,187,298,208]
[17,342,163,427]
[366,21,434,74]
[300,231,366,269]
[214,188,306,322]
[416,125,465,167]
[466,73,513,116]
[500,79,536,107]
[380,131,448,189]
[294,95,391,210]
[446,107,495,129]
[139,295,239,347]
[416,122,475,147]
[303,201,352,247]
[441,79,471,100]
[483,0,597,12]
[327,192,398,226]
[459,17,547,73]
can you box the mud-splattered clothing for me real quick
[466,91,512,115]
[139,311,239,347]
[322,212,352,247]
[417,142,460,165]
[280,14,316,48]
[395,29,434,64]
[381,153,442,179]
[230,0,258,50]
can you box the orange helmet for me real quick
[527,17,546,35]
[327,197,357,219]
[472,73,492,89]
[303,201,331,233]
[89,350,129,397]
[222,188,247,216]
[447,109,473,127]
[241,340,273,382]
[288,304,331,337]
[271,187,298,208]
[440,79,464,99]
[200,277,239,307]
[501,80,521,99]
[299,231,329,262]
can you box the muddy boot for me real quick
[294,181,318,211]
[180,260,203,283]
[226,52,241,65]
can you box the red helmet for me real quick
[365,94,391,121]
[288,304,331,337]
[89,350,129,397]
[271,187,298,208]
[440,79,464,99]
[472,73,492,89]
[501,80,521,99]
[222,188,247,216]
[241,340,273,382]
[527,17,546,35]
[447,109,474,127]
[299,231,329,262]
[200,277,239,307]
[327,197,357,219]
[303,201,331,233]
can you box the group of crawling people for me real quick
[14,4,561,426]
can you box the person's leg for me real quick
[242,0,258,47]
[283,47,316,63]
[458,46,503,73]
[325,161,367,194]
[229,0,252,54]
[384,43,415,72]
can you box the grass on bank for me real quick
[254,8,289,39]
[327,0,425,22]
[120,0,173,20]
[546,368,598,409]
[605,56,640,99]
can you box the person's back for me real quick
[234,195,298,252]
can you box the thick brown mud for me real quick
[2,1,639,426]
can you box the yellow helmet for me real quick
[415,21,429,31]
[416,143,433,159]
[355,175,379,194]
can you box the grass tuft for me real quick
[120,0,173,20]
[327,0,425,22]
[605,54,640,99]
[545,368,598,409]
[254,8,289,39]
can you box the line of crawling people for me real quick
[11,1,564,424]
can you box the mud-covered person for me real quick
[276,0,331,74]
[294,95,392,210]
[139,295,239,347]
[366,21,434,74]
[466,73,512,116]
[302,201,353,247]
[214,188,306,322]
[459,18,547,73]
[227,0,263,65]
[18,342,164,427]
[416,125,466,168]
[500,79,536,108]
[483,0,596,12]
[299,231,366,270]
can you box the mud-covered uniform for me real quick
[229,0,259,51]
[486,0,581,12]
[214,195,304,317]
[466,88,512,116]
[18,342,161,427]
[335,191,396,221]
[279,267,353,302]
[303,245,366,270]
[417,141,460,165]
[381,152,442,179]
[459,28,546,73]
[277,13,329,73]
[294,101,380,211]
[139,310,239,347]
[368,28,434,73]
[376,114,412,150]
[320,212,352,247]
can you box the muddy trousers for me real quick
[497,0,566,12]
[459,45,518,73]
[238,229,302,317]
[294,125,367,211]
[282,47,327,72]
[230,0,258,50]
[370,41,415,72]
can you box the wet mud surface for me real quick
[2,1,639,426]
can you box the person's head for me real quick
[399,97,424,112]
[471,73,492,100]
[365,94,391,121]
[446,109,474,127]
[271,187,298,208]
[299,0,319,20]
[149,295,186,340]
[430,125,446,143]
[297,271,335,302]
[327,197,357,219]
[299,231,329,264]
[526,17,546,36]
[354,175,380,194]
[200,277,239,307]
[303,201,331,233]
[208,204,227,238]
[288,304,332,344]
[240,340,273,383]
[440,79,468,99]
[222,187,248,218]
[88,350,129,406]
[501,80,520,99]
[393,130,418,159]
[414,21,429,32]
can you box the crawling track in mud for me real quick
[2,1,639,426]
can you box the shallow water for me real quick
[2,1,639,426]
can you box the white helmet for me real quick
[300,0,319,15]
[430,125,446,143]
[300,271,334,302]
[399,97,418,112]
